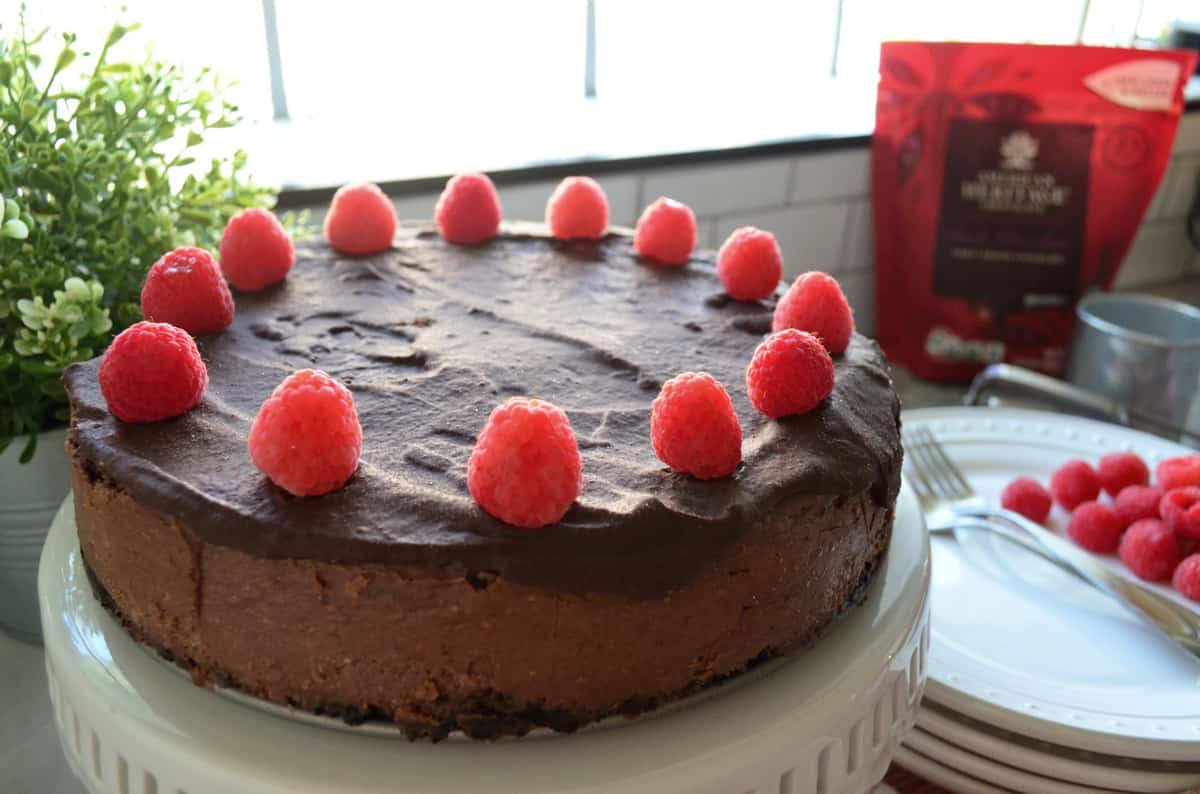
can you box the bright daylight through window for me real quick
[5,0,1191,187]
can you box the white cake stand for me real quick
[39,485,930,794]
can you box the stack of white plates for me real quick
[900,407,1200,794]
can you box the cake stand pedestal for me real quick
[39,485,930,794]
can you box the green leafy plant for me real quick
[1,15,284,461]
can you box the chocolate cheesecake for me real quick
[64,222,902,739]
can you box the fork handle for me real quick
[927,521,1095,587]
[955,506,1200,658]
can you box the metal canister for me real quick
[1065,293,1200,439]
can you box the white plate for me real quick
[40,490,930,794]
[904,406,1200,762]
[915,702,1200,793]
[903,726,1118,794]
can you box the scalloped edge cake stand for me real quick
[40,485,930,794]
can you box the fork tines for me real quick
[902,425,974,502]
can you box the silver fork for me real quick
[903,424,1200,660]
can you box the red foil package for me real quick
[872,43,1196,381]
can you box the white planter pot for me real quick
[0,427,70,643]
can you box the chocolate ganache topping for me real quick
[64,222,902,596]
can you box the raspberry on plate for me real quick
[1113,484,1163,527]
[220,207,295,291]
[1118,518,1181,582]
[745,329,834,418]
[545,176,608,240]
[1173,554,1200,602]
[651,372,742,479]
[771,271,854,354]
[1159,487,1200,540]
[1156,455,1200,491]
[1000,477,1052,524]
[435,173,503,245]
[98,321,208,423]
[1065,501,1123,553]
[467,397,582,528]
[248,369,362,497]
[140,247,234,335]
[717,227,783,301]
[324,182,398,255]
[1049,459,1100,511]
[634,197,696,267]
[1097,451,1149,497]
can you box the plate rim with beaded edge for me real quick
[902,406,1200,763]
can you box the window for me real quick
[595,1,838,103]
[275,1,584,120]
[835,0,1094,79]
[6,0,1195,187]
[8,0,273,122]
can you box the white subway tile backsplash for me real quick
[329,113,1200,320]
[1160,156,1200,220]
[391,192,440,220]
[839,271,877,337]
[494,180,559,223]
[1113,219,1193,288]
[715,202,852,280]
[416,175,641,227]
[840,199,874,274]
[696,217,719,250]
[523,174,637,227]
[1175,113,1200,155]
[641,157,792,217]
[1146,161,1174,221]
[595,175,640,227]
[790,149,870,203]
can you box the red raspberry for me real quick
[248,369,362,496]
[467,397,582,528]
[771,271,854,354]
[1097,451,1149,497]
[545,176,608,240]
[140,247,234,335]
[98,321,208,423]
[435,173,503,244]
[717,227,784,301]
[999,477,1052,524]
[1113,484,1164,527]
[745,329,834,418]
[219,208,295,291]
[651,372,742,479]
[1049,459,1100,511]
[634,197,696,266]
[1159,487,1200,540]
[324,182,398,255]
[1156,455,1200,491]
[1065,501,1123,553]
[1118,518,1181,582]
[1173,554,1200,602]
